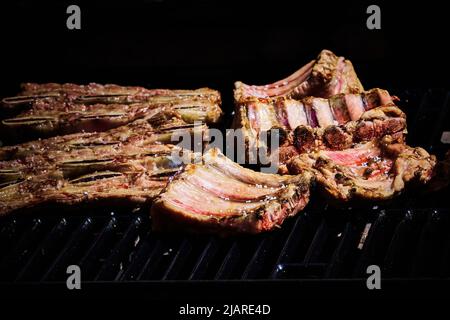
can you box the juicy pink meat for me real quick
[321,142,394,180]
[186,165,282,201]
[264,60,315,90]
[164,180,263,217]
[242,60,315,98]
[323,144,380,166]
[311,98,335,127]
[284,99,308,130]
[345,94,366,120]
[331,57,346,95]
[151,148,312,235]
[304,102,319,127]
[247,102,260,132]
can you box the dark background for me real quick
[0,0,448,110]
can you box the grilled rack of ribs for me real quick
[232,88,396,164]
[1,83,222,143]
[276,105,407,168]
[271,94,435,201]
[287,137,436,201]
[0,109,208,216]
[234,50,364,103]
[0,109,207,163]
[0,143,197,216]
[234,88,392,132]
[3,83,222,112]
[232,57,436,203]
[151,148,312,235]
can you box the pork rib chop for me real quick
[151,148,312,235]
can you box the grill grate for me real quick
[0,208,449,283]
[0,89,449,284]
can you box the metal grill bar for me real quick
[241,236,272,279]
[41,217,94,281]
[77,217,120,280]
[325,222,365,278]
[119,230,155,280]
[410,210,450,277]
[161,239,193,280]
[382,211,424,277]
[137,237,183,280]
[188,238,220,280]
[0,218,48,280]
[0,219,28,257]
[214,240,240,280]
[15,218,71,281]
[95,216,144,281]
[0,210,448,282]
[352,211,401,277]
[273,211,320,267]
